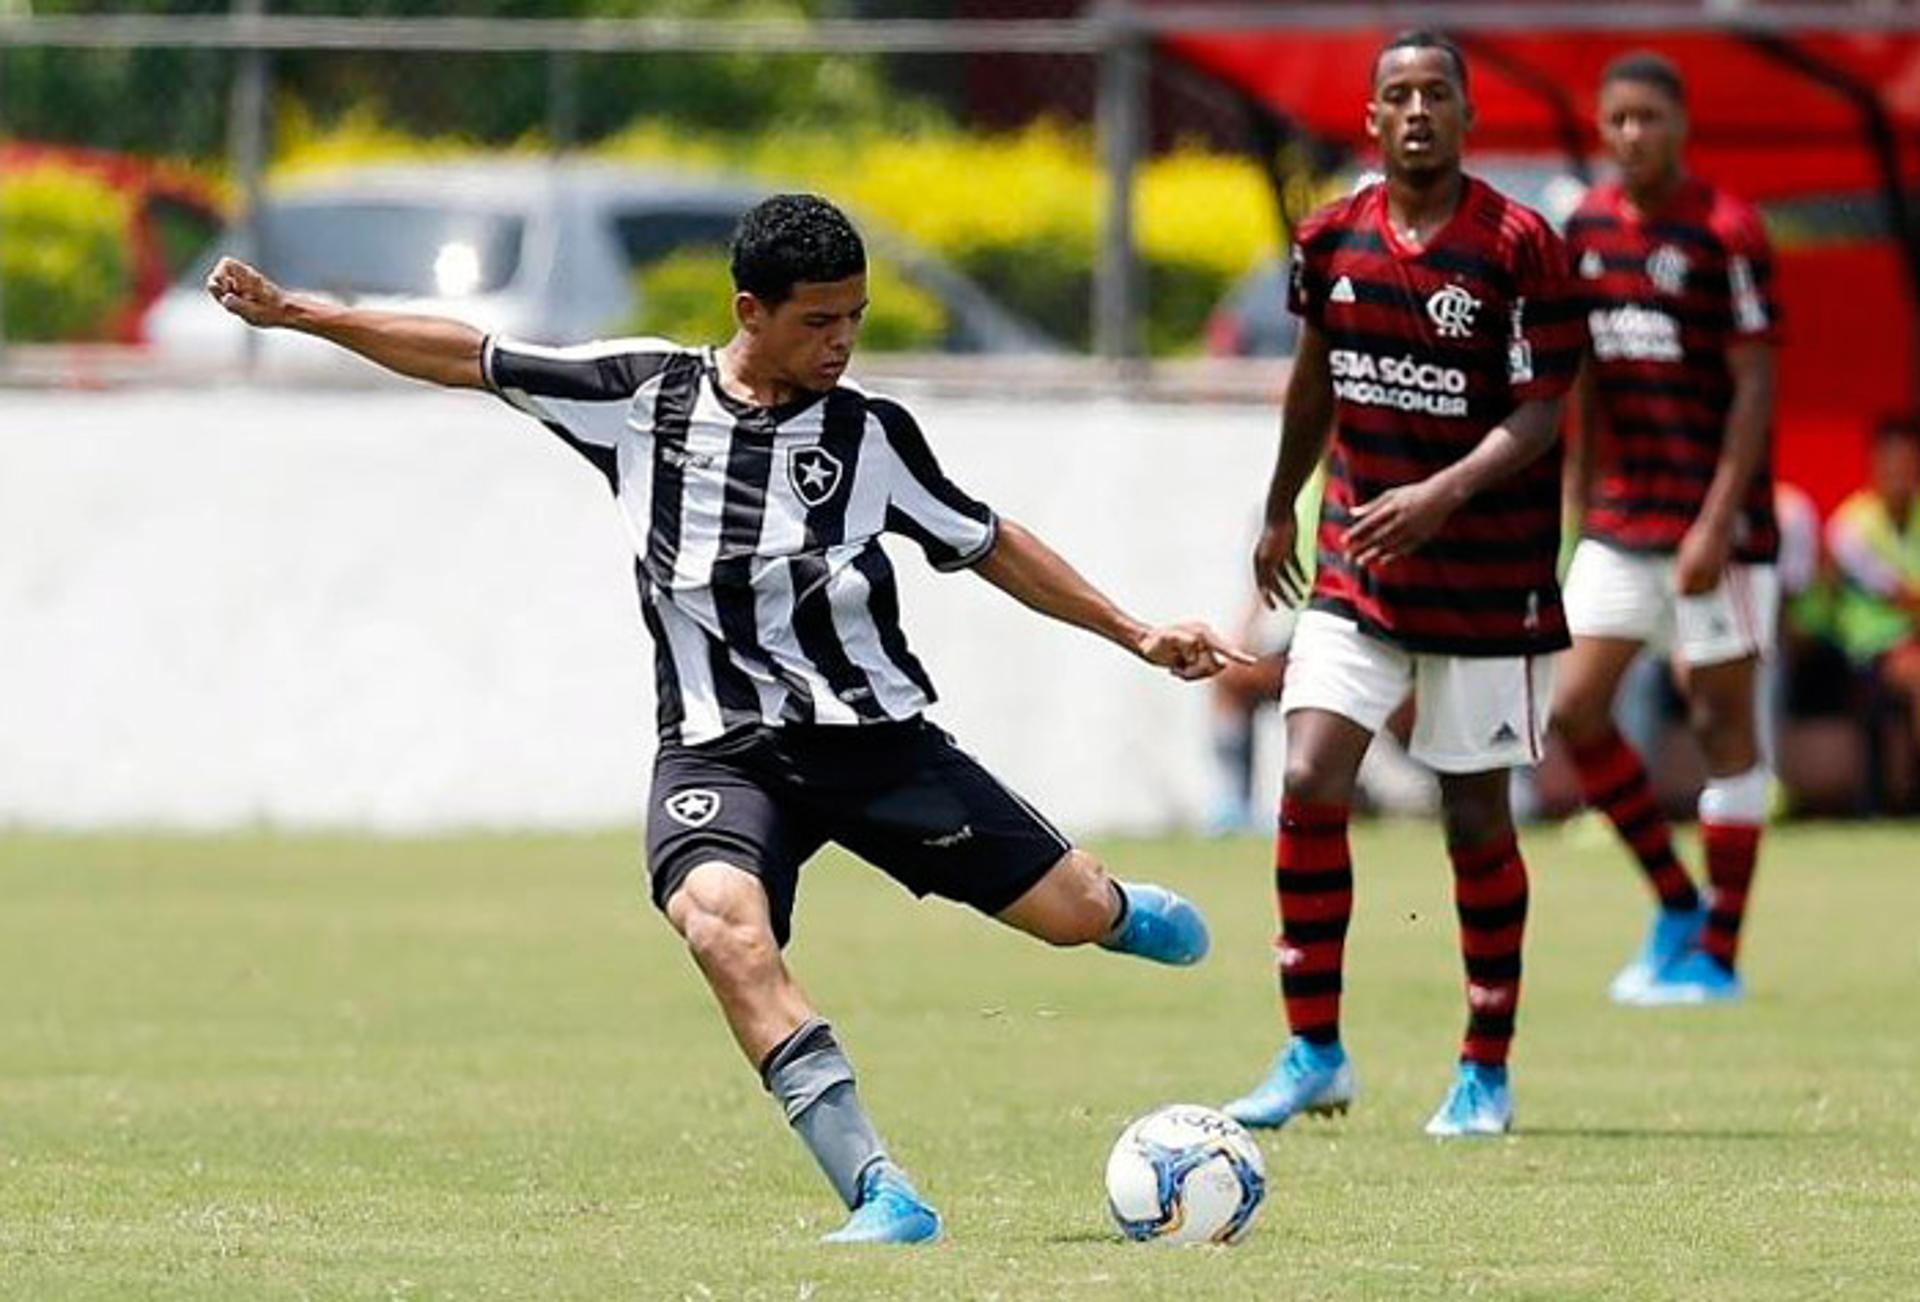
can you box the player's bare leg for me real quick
[997,848,1211,966]
[1553,635,1708,999]
[1641,653,1766,1002]
[666,862,939,1244]
[666,862,815,1063]
[1224,708,1371,1128]
[1425,770,1529,1137]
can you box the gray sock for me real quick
[760,1018,894,1209]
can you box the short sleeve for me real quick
[483,335,682,450]
[1507,221,1588,403]
[1711,200,1780,344]
[1286,238,1324,325]
[870,397,998,571]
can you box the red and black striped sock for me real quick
[1274,795,1353,1047]
[1699,822,1762,970]
[1448,831,1529,1068]
[1568,729,1701,911]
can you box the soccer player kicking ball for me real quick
[1551,52,1780,1006]
[1222,31,1585,1138]
[206,194,1242,1243]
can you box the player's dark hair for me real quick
[1873,411,1920,449]
[1602,50,1687,106]
[730,194,866,306]
[1373,29,1470,96]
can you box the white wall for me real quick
[0,384,1283,833]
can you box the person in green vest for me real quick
[1826,415,1920,791]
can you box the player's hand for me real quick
[1136,622,1257,682]
[1348,479,1456,569]
[1253,517,1308,609]
[1674,521,1733,596]
[206,257,293,329]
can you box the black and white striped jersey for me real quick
[482,336,998,747]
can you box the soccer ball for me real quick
[1104,1103,1267,1245]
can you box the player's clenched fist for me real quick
[1136,622,1256,681]
[206,257,292,329]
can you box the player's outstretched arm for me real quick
[972,518,1253,681]
[1347,395,1565,570]
[206,257,485,389]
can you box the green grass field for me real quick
[2,822,1917,1300]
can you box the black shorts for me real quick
[645,719,1072,946]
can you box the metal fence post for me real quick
[547,49,579,156]
[229,0,269,375]
[1093,0,1145,362]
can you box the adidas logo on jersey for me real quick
[1489,721,1520,746]
[1329,275,1357,304]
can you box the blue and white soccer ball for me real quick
[1104,1104,1267,1245]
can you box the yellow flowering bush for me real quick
[0,164,134,342]
[628,249,946,351]
[276,115,1283,353]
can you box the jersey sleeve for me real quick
[1711,199,1781,345]
[1285,204,1339,326]
[870,397,998,571]
[1507,221,1587,403]
[482,335,681,449]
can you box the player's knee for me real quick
[1686,678,1759,767]
[1548,694,1609,744]
[1282,753,1349,806]
[680,904,779,978]
[1022,851,1117,947]
[1441,790,1511,848]
[670,869,779,976]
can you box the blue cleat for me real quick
[1203,797,1258,839]
[1623,949,1745,1007]
[1609,904,1707,1004]
[821,1165,941,1245]
[1100,882,1210,966]
[1424,1061,1513,1138]
[1222,1037,1355,1129]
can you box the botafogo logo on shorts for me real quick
[664,788,722,828]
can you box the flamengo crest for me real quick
[789,445,845,507]
[1426,283,1481,338]
[1647,243,1691,295]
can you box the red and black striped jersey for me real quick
[1289,176,1585,657]
[1567,177,1780,563]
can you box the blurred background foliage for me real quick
[628,248,949,350]
[0,0,1285,352]
[0,165,135,342]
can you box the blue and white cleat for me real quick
[1101,882,1210,966]
[821,1165,942,1245]
[1222,1037,1355,1129]
[1624,949,1744,1007]
[1609,904,1707,1003]
[1424,1061,1513,1138]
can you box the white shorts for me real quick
[1563,540,1778,667]
[1280,611,1555,774]
[1251,602,1299,658]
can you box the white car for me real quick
[148,159,1057,374]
